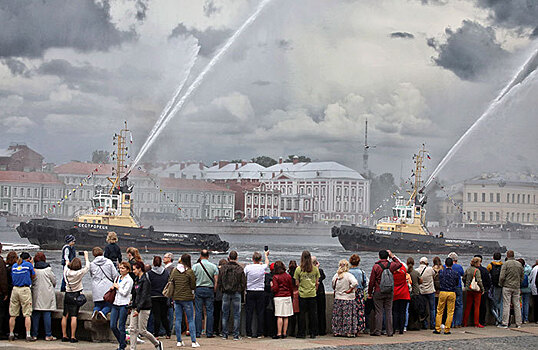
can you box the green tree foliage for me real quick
[251,156,277,167]
[91,150,110,164]
[284,155,311,163]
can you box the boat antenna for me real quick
[363,118,376,174]
[107,121,130,194]
[407,144,426,206]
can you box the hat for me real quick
[20,252,31,260]
[419,257,428,264]
[448,252,458,261]
[270,263,275,272]
[65,234,76,244]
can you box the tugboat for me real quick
[16,123,229,253]
[332,147,506,255]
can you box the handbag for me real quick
[64,272,87,307]
[469,269,480,292]
[163,279,175,298]
[103,276,119,303]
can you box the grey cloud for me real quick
[476,0,538,31]
[1,58,29,77]
[0,0,135,58]
[36,59,111,94]
[432,20,509,81]
[169,23,231,56]
[203,0,220,17]
[419,0,448,5]
[532,27,538,38]
[426,37,437,48]
[252,80,271,86]
[135,0,149,21]
[276,39,293,51]
[390,32,415,39]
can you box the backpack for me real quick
[377,262,394,294]
[220,264,241,294]
[521,274,529,289]
[490,264,502,288]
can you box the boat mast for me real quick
[108,121,129,194]
[407,145,426,206]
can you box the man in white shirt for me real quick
[416,257,436,329]
[163,253,174,274]
[244,250,269,338]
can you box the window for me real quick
[522,194,525,204]
[489,193,493,202]
[34,188,38,198]
[467,193,471,202]
[527,213,530,222]
[489,212,493,221]
[496,212,499,221]
[528,194,531,204]
[247,196,251,205]
[344,188,348,196]
[3,187,9,196]
[261,196,265,205]
[473,193,477,202]
[254,196,258,205]
[473,212,477,221]
[351,188,355,197]
[496,193,500,202]
[512,193,515,203]
[337,187,341,196]
[481,193,485,202]
[517,194,520,204]
[20,188,24,197]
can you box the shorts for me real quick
[274,296,293,317]
[9,286,32,317]
[63,291,81,317]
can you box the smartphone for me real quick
[264,245,269,252]
[78,251,85,256]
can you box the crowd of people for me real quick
[0,232,536,349]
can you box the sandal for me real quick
[45,336,57,341]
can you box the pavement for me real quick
[0,324,536,349]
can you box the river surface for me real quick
[0,228,536,292]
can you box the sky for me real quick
[0,0,537,185]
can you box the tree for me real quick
[284,155,311,163]
[251,156,277,167]
[91,150,110,164]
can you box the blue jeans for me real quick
[521,292,530,322]
[93,300,112,315]
[175,300,196,343]
[452,287,463,326]
[490,286,503,324]
[110,305,128,350]
[31,311,51,337]
[423,293,436,328]
[222,292,241,338]
[195,287,215,337]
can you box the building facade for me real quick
[0,144,44,172]
[462,175,537,225]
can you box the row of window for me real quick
[466,192,535,205]
[277,198,364,212]
[466,211,535,223]
[269,184,365,197]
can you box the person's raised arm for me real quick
[264,250,270,266]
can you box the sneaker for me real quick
[432,330,441,334]
[444,331,451,335]
[191,342,200,348]
[155,341,163,350]
[247,335,252,339]
[8,334,15,341]
[98,311,107,321]
[177,341,185,347]
[221,335,228,340]
[403,327,407,332]
[256,335,263,339]
[476,324,485,328]
[516,325,521,329]
[233,336,241,341]
[26,336,37,342]
[92,310,98,320]
[497,324,508,329]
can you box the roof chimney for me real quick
[218,160,229,169]
[199,162,204,170]
[235,163,239,170]
[241,160,247,167]
[292,155,299,165]
[278,157,283,164]
[212,161,218,167]
[180,162,186,170]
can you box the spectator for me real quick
[294,250,320,339]
[244,250,269,338]
[263,263,276,338]
[498,250,524,328]
[433,257,459,334]
[130,261,163,350]
[104,232,122,267]
[331,259,359,337]
[312,256,326,336]
[162,252,175,335]
[61,251,89,343]
[3,251,17,338]
[90,247,118,321]
[109,262,134,350]
[147,256,170,339]
[367,249,402,337]
[217,250,246,341]
[60,235,76,292]
[518,258,532,324]
[447,252,464,328]
[126,247,142,280]
[287,260,299,337]
[406,257,423,331]
[169,254,198,347]
[8,252,35,342]
[0,243,8,339]
[30,252,56,341]
[462,257,484,328]
[271,261,293,339]
[348,254,367,335]
[213,259,227,336]
[487,252,504,325]
[416,257,436,330]
[192,249,218,339]
[474,255,492,327]
[529,259,538,324]
[432,257,443,307]
[393,262,410,334]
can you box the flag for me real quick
[427,154,431,159]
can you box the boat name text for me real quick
[445,239,472,244]
[78,223,109,230]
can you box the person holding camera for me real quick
[60,235,76,292]
[8,251,35,342]
[61,251,89,343]
[244,250,270,338]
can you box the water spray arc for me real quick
[423,46,538,190]
[130,0,275,170]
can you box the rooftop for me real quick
[0,171,63,184]
[159,178,234,192]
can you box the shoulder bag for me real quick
[162,269,176,298]
[64,272,87,307]
[469,269,480,292]
[103,276,119,304]
[199,260,215,286]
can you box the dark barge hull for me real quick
[332,225,506,255]
[16,218,229,253]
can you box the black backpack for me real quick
[490,264,502,288]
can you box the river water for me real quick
[0,229,535,292]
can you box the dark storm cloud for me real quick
[37,59,109,81]
[0,0,135,58]
[476,0,538,30]
[531,27,538,38]
[1,58,29,76]
[431,20,509,81]
[390,32,415,39]
[135,0,149,21]
[169,23,231,56]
